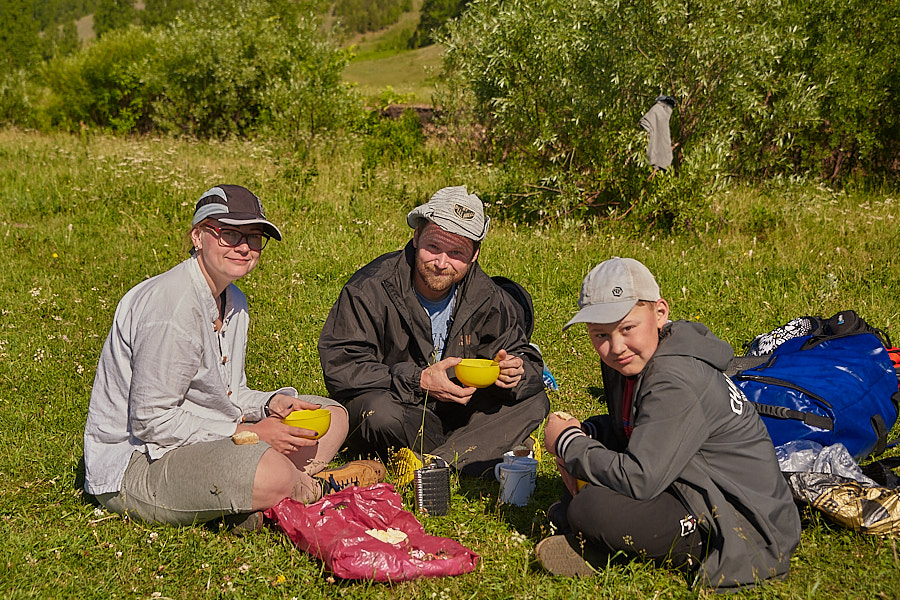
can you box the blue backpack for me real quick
[729,312,900,461]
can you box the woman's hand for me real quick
[265,393,321,419]
[236,418,318,455]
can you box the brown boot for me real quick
[314,459,386,492]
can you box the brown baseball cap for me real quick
[192,185,282,241]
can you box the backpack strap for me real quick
[491,276,535,341]
[749,401,834,431]
[801,310,893,350]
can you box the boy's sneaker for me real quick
[315,459,386,493]
[547,501,571,535]
[535,534,606,577]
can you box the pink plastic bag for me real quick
[264,483,479,581]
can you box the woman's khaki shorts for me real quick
[98,395,344,526]
[98,438,271,526]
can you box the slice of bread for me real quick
[232,430,259,445]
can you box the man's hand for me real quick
[421,356,476,405]
[493,349,523,388]
[543,411,582,456]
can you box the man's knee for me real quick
[344,393,407,444]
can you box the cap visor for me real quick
[563,300,638,330]
[215,215,283,241]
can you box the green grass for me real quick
[2,128,900,599]
[343,44,444,105]
[338,0,443,105]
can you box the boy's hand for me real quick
[555,456,583,496]
[543,411,582,456]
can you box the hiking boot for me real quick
[315,459,386,493]
[547,501,571,535]
[535,534,607,577]
[221,511,264,536]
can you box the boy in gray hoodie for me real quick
[537,257,800,592]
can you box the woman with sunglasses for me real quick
[83,185,383,530]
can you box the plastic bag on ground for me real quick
[776,440,876,485]
[264,483,479,581]
[786,471,900,536]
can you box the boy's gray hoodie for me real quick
[560,320,801,591]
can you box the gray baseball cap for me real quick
[192,185,283,241]
[563,257,661,328]
[407,186,490,242]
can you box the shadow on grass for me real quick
[72,456,103,509]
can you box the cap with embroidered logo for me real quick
[563,257,661,328]
[192,185,282,241]
[406,186,490,242]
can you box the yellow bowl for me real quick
[455,358,500,388]
[281,408,331,439]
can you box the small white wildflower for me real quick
[147,531,158,543]
[116,551,123,559]
[238,563,250,573]
[29,287,41,297]
[93,507,104,517]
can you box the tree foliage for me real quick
[139,0,195,28]
[440,0,900,227]
[408,0,469,48]
[0,0,42,70]
[93,0,137,37]
[39,0,360,138]
[334,0,412,35]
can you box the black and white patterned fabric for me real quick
[745,317,818,356]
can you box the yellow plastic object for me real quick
[281,408,331,439]
[455,358,501,388]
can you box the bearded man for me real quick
[318,186,550,480]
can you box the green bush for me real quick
[439,0,899,227]
[37,0,359,139]
[41,26,158,132]
[361,108,425,174]
[0,69,34,127]
[151,0,356,138]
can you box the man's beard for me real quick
[415,257,465,297]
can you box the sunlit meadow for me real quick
[1,128,899,599]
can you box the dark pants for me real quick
[565,484,710,568]
[343,388,550,478]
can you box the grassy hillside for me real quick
[339,0,443,105]
[343,43,444,105]
[1,128,899,599]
